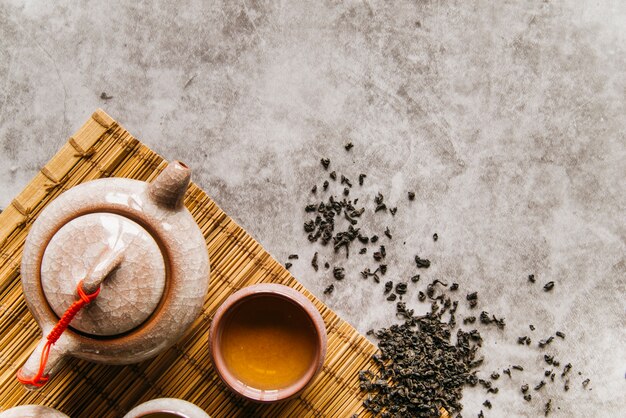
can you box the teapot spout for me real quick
[148,161,191,210]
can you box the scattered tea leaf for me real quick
[561,363,572,377]
[384,281,393,294]
[333,267,345,280]
[466,291,478,309]
[538,336,554,348]
[395,282,407,295]
[415,255,431,268]
[544,399,552,416]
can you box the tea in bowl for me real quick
[209,283,327,402]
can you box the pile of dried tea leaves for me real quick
[289,144,589,417]
[359,302,483,417]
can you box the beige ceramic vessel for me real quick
[209,283,327,403]
[0,405,69,418]
[123,398,210,418]
[19,161,210,388]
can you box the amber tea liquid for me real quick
[219,295,318,390]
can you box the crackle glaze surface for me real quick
[0,405,69,418]
[19,163,210,385]
[41,212,166,336]
[123,398,211,418]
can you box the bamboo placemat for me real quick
[0,109,381,418]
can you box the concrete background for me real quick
[1,0,624,416]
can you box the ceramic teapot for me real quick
[17,161,210,389]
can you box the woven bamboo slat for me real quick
[0,110,448,418]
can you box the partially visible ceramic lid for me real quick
[40,212,166,336]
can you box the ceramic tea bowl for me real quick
[209,283,327,403]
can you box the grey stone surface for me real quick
[0,0,624,416]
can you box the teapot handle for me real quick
[17,332,75,390]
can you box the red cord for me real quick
[17,280,100,388]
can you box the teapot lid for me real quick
[40,212,166,336]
